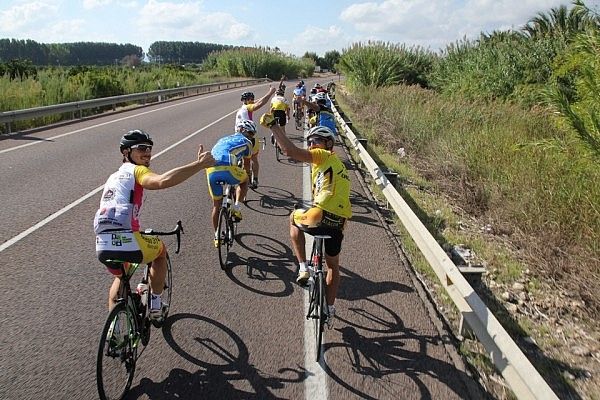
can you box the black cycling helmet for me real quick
[120,129,153,152]
[276,87,285,96]
[241,91,255,101]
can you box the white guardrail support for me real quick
[330,98,558,400]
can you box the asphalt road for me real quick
[0,80,486,399]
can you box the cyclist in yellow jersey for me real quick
[94,130,214,313]
[260,116,351,321]
[270,87,290,131]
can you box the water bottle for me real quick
[136,282,149,306]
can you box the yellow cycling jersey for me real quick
[310,148,352,219]
[270,95,289,111]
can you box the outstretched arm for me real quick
[268,124,312,164]
[253,86,276,110]
[141,145,215,189]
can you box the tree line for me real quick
[0,39,143,66]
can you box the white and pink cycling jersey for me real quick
[93,163,150,233]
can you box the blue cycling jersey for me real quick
[293,87,306,96]
[211,133,252,166]
[316,105,337,136]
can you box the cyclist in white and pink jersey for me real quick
[235,87,275,189]
[94,129,214,315]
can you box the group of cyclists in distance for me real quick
[93,77,351,328]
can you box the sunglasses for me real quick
[130,144,153,152]
[307,137,326,146]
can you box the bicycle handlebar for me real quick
[142,220,184,254]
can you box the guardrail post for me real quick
[383,170,398,188]
[4,122,11,134]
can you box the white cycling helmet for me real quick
[236,119,257,134]
[314,92,327,102]
[307,125,335,141]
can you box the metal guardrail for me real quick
[330,97,558,400]
[0,78,266,134]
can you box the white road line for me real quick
[0,110,235,253]
[0,84,270,155]
[302,135,329,399]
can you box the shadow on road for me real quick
[128,313,306,399]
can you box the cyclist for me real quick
[259,116,352,322]
[235,87,275,188]
[206,119,256,247]
[292,81,306,118]
[270,87,290,131]
[235,88,275,127]
[302,92,337,137]
[94,129,214,315]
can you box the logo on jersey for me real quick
[102,189,115,201]
[111,233,132,246]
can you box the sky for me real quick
[1,0,598,57]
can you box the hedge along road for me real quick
[0,80,486,399]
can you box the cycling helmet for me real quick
[119,129,153,152]
[241,91,255,101]
[314,92,327,102]
[276,87,285,96]
[307,125,335,141]
[296,82,302,88]
[236,119,257,134]
[313,83,322,88]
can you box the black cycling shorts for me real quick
[273,110,287,127]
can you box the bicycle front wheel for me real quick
[217,207,230,270]
[152,253,173,328]
[97,302,138,400]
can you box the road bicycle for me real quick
[216,181,239,269]
[305,233,332,362]
[293,96,304,130]
[96,221,183,400]
[271,132,284,161]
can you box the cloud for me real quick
[137,0,253,43]
[339,0,569,50]
[282,25,348,56]
[0,1,59,33]
[83,0,113,9]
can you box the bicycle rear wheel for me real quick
[217,207,231,270]
[97,302,138,400]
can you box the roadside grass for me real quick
[334,84,598,399]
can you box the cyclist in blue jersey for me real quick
[292,81,306,119]
[301,92,337,137]
[206,120,256,247]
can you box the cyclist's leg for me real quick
[289,218,307,264]
[323,229,344,307]
[207,167,226,230]
[97,233,141,310]
[232,166,249,207]
[250,153,259,186]
[136,233,166,295]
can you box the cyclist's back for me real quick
[211,133,253,166]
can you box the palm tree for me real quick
[522,1,597,40]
